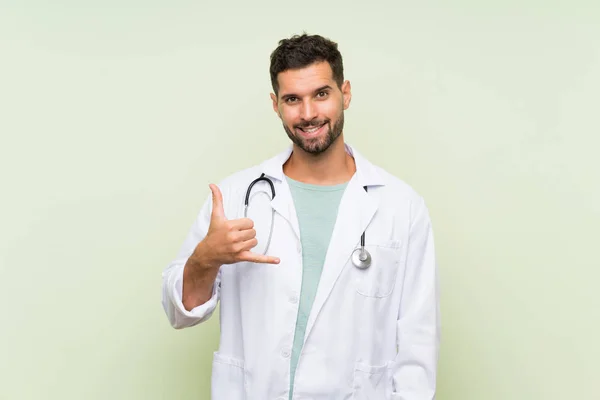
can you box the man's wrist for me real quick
[190,240,221,271]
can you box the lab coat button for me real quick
[289,295,298,304]
[281,348,291,358]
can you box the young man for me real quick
[162,34,440,400]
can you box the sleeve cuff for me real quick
[165,264,220,329]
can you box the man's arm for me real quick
[161,191,221,329]
[391,197,441,399]
[161,183,280,329]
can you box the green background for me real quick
[1,1,598,399]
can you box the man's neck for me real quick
[282,137,356,185]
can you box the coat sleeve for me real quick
[391,197,441,399]
[161,190,222,330]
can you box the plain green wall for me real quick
[1,1,599,399]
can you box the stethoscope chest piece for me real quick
[351,247,372,269]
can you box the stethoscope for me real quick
[244,173,372,269]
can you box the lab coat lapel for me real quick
[260,146,301,241]
[303,175,378,340]
[269,178,300,241]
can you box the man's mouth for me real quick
[296,123,326,137]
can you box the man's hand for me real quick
[196,183,280,267]
[182,184,279,310]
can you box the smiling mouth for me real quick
[296,123,326,137]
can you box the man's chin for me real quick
[297,137,332,154]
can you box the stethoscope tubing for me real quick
[244,175,371,268]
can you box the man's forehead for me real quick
[277,62,335,94]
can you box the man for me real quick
[162,33,440,399]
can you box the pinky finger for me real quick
[239,251,280,265]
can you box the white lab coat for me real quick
[162,143,440,400]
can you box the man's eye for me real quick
[317,91,328,98]
[286,97,298,103]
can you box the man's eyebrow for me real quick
[313,85,333,93]
[280,93,297,101]
[280,85,333,100]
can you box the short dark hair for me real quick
[269,33,344,96]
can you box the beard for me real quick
[283,112,344,155]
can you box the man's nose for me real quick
[300,100,317,122]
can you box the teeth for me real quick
[302,125,322,133]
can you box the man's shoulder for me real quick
[369,161,424,203]
[369,163,433,225]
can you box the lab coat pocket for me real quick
[354,241,402,298]
[211,352,247,400]
[352,361,392,400]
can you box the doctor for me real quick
[162,33,440,399]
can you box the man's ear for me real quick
[341,80,352,110]
[270,93,280,116]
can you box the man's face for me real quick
[270,61,352,155]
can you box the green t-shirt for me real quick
[286,176,349,398]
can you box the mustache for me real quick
[295,120,329,129]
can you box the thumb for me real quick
[209,184,226,220]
